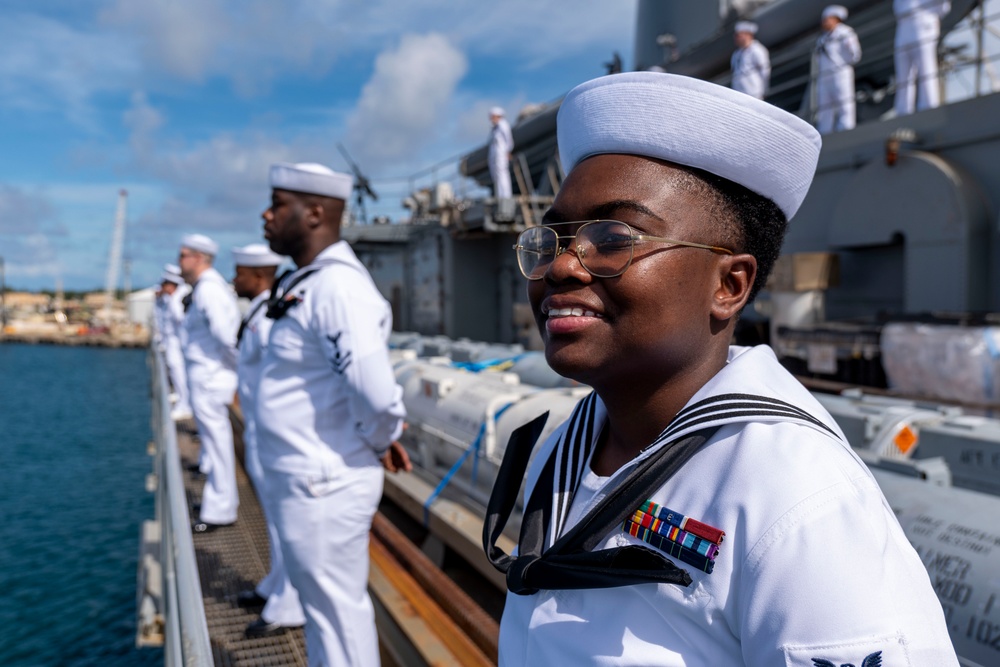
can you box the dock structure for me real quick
[143,346,502,666]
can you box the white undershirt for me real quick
[563,465,610,531]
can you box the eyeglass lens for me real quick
[516,221,635,279]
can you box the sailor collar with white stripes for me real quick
[546,391,839,546]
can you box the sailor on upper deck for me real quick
[730,21,770,99]
[894,0,951,114]
[815,5,862,134]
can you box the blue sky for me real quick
[0,0,637,291]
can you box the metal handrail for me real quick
[149,344,213,665]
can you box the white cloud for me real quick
[347,33,468,169]
[99,0,342,96]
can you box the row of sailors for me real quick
[153,72,963,666]
[729,1,952,134]
[153,162,410,664]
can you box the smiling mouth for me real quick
[546,307,603,319]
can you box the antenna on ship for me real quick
[101,189,128,322]
[337,143,378,225]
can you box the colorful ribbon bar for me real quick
[639,499,726,545]
[624,519,715,574]
[630,509,720,560]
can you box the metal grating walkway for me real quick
[176,420,308,667]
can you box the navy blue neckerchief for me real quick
[483,409,720,595]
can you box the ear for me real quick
[711,253,756,321]
[302,199,326,229]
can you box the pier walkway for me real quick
[169,410,500,667]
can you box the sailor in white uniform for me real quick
[487,72,960,666]
[178,233,241,531]
[231,243,306,638]
[730,21,770,99]
[256,162,410,666]
[155,265,192,420]
[488,106,515,199]
[815,5,862,134]
[894,0,951,115]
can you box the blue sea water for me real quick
[0,343,163,666]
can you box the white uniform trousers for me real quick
[190,368,239,525]
[164,337,191,415]
[816,70,856,133]
[895,31,941,114]
[243,418,305,627]
[269,465,384,667]
[489,156,513,199]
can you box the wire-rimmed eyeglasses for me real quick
[512,220,733,280]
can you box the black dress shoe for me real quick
[191,520,229,534]
[236,589,267,608]
[245,618,288,638]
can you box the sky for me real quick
[2,1,997,293]
[0,0,637,291]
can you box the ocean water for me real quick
[0,343,163,666]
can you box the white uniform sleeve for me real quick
[842,27,862,66]
[502,120,515,154]
[737,475,959,666]
[315,276,405,455]
[755,44,771,89]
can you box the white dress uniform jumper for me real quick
[815,22,862,133]
[490,346,959,666]
[488,114,515,199]
[256,241,405,667]
[181,266,241,525]
[730,40,771,100]
[893,0,951,115]
[237,289,305,628]
[486,71,959,667]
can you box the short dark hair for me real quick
[675,166,788,304]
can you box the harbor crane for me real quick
[100,189,128,322]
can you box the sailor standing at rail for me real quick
[730,21,770,99]
[155,264,192,421]
[894,0,951,115]
[488,106,515,199]
[256,162,411,666]
[230,243,306,638]
[178,233,241,533]
[485,71,960,666]
[815,5,862,134]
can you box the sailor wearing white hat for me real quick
[155,264,193,420]
[229,243,305,638]
[487,72,959,667]
[488,106,515,199]
[815,5,862,134]
[257,162,410,666]
[893,0,951,115]
[178,233,241,531]
[731,21,770,99]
